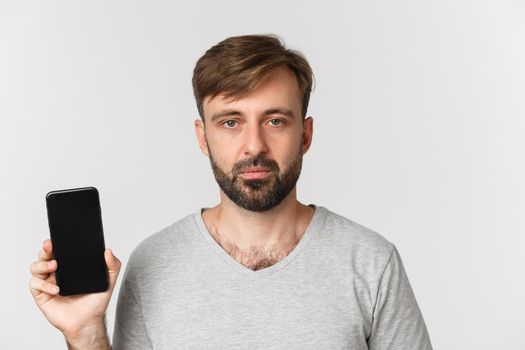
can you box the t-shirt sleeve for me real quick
[367,245,433,350]
[112,258,153,350]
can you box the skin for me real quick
[29,239,120,349]
[28,64,314,349]
[195,66,315,269]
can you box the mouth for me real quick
[239,168,272,180]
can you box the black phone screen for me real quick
[46,186,109,296]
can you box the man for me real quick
[30,34,433,349]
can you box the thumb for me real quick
[104,248,121,290]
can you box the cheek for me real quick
[207,132,236,154]
[273,146,300,173]
[276,134,302,155]
[208,146,234,172]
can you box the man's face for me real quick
[195,66,313,212]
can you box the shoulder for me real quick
[320,206,393,250]
[315,206,396,270]
[125,212,199,271]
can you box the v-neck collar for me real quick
[193,204,326,279]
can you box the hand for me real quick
[29,239,121,343]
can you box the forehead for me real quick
[202,66,302,119]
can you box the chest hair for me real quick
[207,225,304,271]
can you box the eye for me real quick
[222,120,238,128]
[268,119,283,126]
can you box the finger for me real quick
[38,239,54,261]
[30,259,57,279]
[104,248,121,291]
[29,276,60,298]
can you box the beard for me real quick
[207,140,303,212]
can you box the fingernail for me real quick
[52,286,59,293]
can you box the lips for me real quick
[241,167,270,174]
[239,167,271,180]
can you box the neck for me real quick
[202,188,314,251]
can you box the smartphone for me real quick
[45,186,109,296]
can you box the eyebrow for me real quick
[210,108,296,122]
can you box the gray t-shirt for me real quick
[112,204,432,349]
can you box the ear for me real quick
[194,118,210,157]
[301,116,314,155]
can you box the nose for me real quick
[242,122,268,157]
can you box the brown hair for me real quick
[192,34,314,122]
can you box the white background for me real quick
[1,0,524,348]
